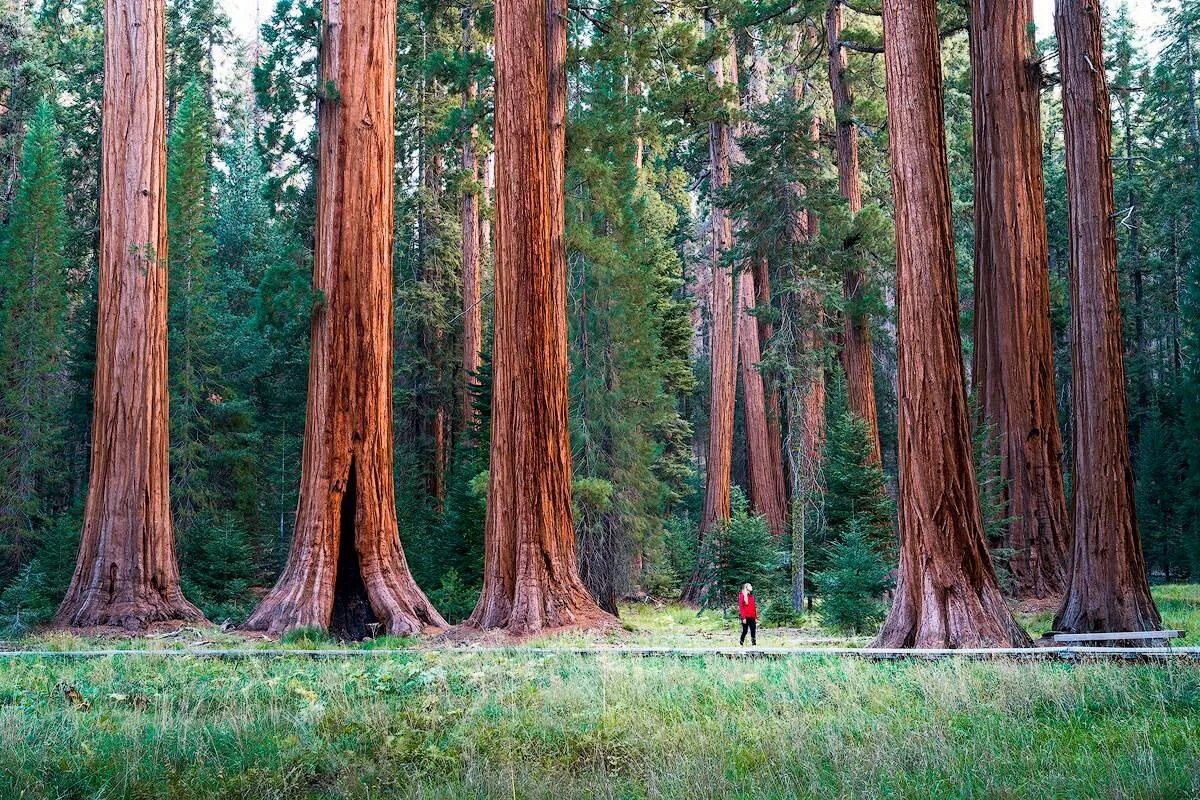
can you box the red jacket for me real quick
[738,591,757,621]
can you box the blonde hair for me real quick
[742,583,752,593]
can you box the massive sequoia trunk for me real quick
[56,0,201,629]
[465,0,612,634]
[970,0,1070,601]
[826,0,881,464]
[1053,0,1161,635]
[873,0,1029,648]
[684,33,739,604]
[461,7,482,430]
[244,0,444,638]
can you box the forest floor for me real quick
[1,585,1198,798]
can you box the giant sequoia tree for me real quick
[1053,0,1161,635]
[698,34,738,544]
[826,0,881,464]
[683,31,739,604]
[465,0,612,634]
[873,0,1029,648]
[244,0,445,638]
[970,0,1070,600]
[56,0,201,629]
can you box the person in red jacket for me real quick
[738,583,757,646]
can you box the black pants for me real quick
[740,618,757,645]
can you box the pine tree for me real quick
[0,99,70,579]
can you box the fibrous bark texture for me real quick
[244,0,445,639]
[461,7,482,430]
[826,0,881,464]
[465,0,612,634]
[56,0,201,629]
[873,0,1029,648]
[1052,0,1161,635]
[970,0,1070,600]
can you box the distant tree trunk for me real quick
[1052,0,1161,635]
[461,7,482,430]
[826,0,881,464]
[466,0,612,634]
[424,148,448,508]
[737,48,787,538]
[244,0,445,639]
[738,271,787,537]
[969,0,1070,600]
[684,32,738,604]
[873,0,1029,648]
[56,0,201,629]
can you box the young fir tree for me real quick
[0,99,70,580]
[813,520,891,635]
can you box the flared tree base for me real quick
[243,568,445,639]
[872,572,1032,649]
[466,578,616,638]
[55,588,204,631]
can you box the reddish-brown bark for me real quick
[465,0,612,634]
[697,35,739,544]
[461,7,482,430]
[873,0,1029,648]
[1052,0,1161,635]
[736,49,787,539]
[56,0,201,629]
[738,271,787,537]
[826,0,881,464]
[970,0,1070,600]
[244,0,445,638]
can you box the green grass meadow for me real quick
[1,585,1199,799]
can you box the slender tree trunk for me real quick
[424,148,448,508]
[826,0,881,464]
[244,0,445,639]
[482,150,494,260]
[56,0,201,629]
[1052,0,1161,636]
[461,6,482,430]
[466,0,612,634]
[684,31,739,604]
[969,0,1070,600]
[873,0,1029,648]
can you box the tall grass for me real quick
[2,650,1199,798]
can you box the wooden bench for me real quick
[1050,630,1185,646]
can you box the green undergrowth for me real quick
[1,649,1199,799]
